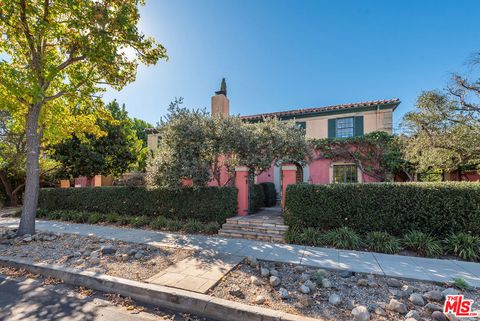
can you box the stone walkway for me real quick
[2,218,480,288]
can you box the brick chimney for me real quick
[211,78,229,116]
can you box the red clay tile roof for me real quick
[240,98,401,120]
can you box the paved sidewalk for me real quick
[2,218,480,287]
[147,253,243,293]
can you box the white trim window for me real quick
[335,117,354,138]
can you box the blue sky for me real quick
[103,0,480,131]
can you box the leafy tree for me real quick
[0,111,25,206]
[52,101,144,178]
[146,99,309,188]
[132,118,153,148]
[311,131,412,181]
[0,0,166,235]
[403,91,480,176]
[0,111,61,206]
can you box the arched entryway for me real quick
[295,163,303,183]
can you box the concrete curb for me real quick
[0,256,320,321]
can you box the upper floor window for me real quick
[335,117,354,138]
[295,121,306,131]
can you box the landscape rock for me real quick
[89,258,100,265]
[229,285,243,298]
[294,265,306,273]
[315,269,329,278]
[254,295,266,304]
[270,276,281,287]
[329,294,342,306]
[424,290,443,302]
[321,278,333,288]
[250,276,261,286]
[405,310,421,320]
[431,311,448,321]
[386,278,402,288]
[269,269,279,277]
[352,305,370,321]
[373,307,386,316]
[300,273,311,282]
[409,293,425,306]
[340,271,354,278]
[260,267,270,277]
[303,279,316,291]
[278,287,289,299]
[300,284,311,294]
[357,278,369,286]
[442,288,459,298]
[100,245,116,255]
[345,299,355,310]
[387,298,408,314]
[425,303,443,312]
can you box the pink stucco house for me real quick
[147,80,401,196]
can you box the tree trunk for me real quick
[17,106,41,236]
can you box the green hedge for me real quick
[253,184,266,209]
[284,182,480,237]
[260,182,277,207]
[38,186,237,224]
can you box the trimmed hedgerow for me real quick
[38,186,237,224]
[284,182,480,238]
[253,184,266,209]
[260,182,277,207]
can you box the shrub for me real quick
[365,231,401,254]
[117,215,131,225]
[284,227,303,244]
[184,219,204,233]
[38,186,237,224]
[444,233,480,261]
[403,230,443,257]
[284,182,480,237]
[203,221,221,234]
[323,227,362,250]
[87,212,104,224]
[299,227,323,246]
[129,216,150,228]
[36,209,49,218]
[46,211,63,220]
[150,216,169,230]
[105,213,121,224]
[60,210,82,222]
[260,182,277,207]
[452,277,470,290]
[253,184,266,209]
[166,219,182,232]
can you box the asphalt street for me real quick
[0,273,209,321]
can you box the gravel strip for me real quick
[211,259,480,321]
[0,227,192,281]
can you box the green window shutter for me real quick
[328,119,336,138]
[354,116,364,136]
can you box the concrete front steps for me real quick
[218,208,288,243]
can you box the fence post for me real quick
[281,164,297,209]
[235,166,249,216]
